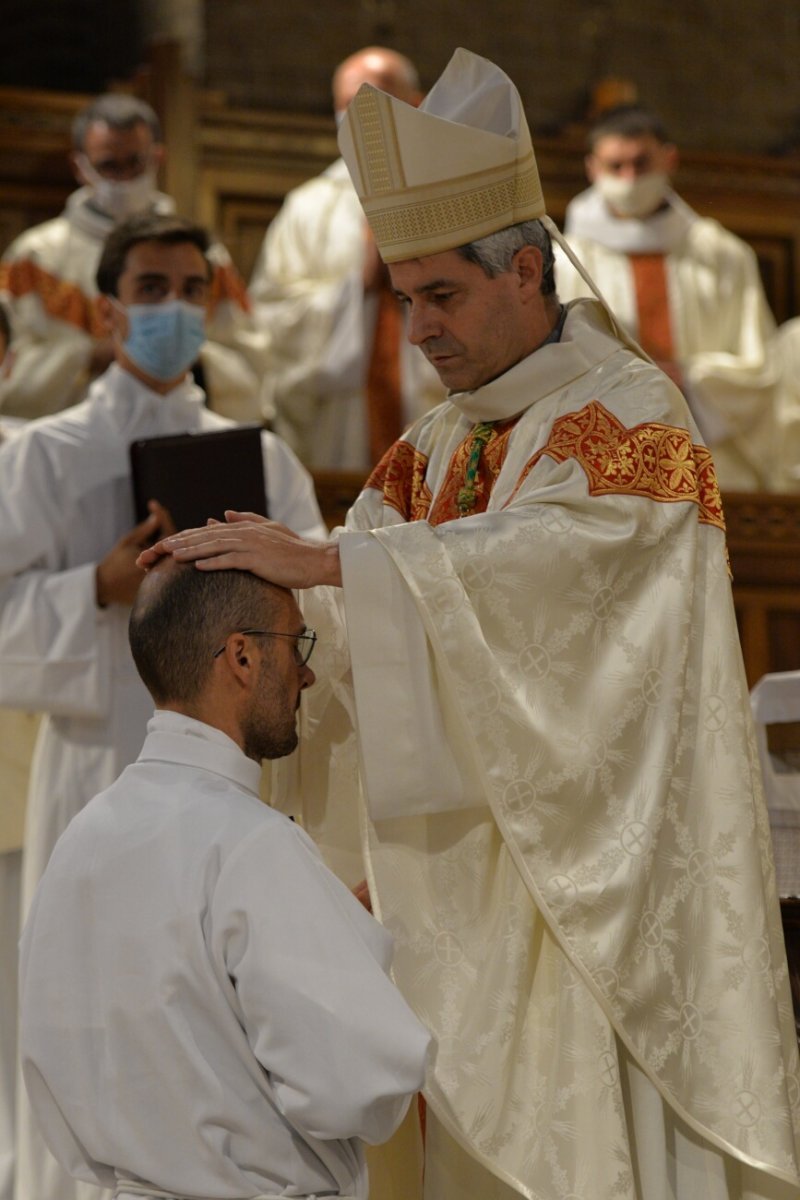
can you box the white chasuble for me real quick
[273,298,800,1200]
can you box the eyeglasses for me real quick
[212,628,317,667]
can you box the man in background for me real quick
[19,560,430,1200]
[0,93,268,423]
[249,46,445,471]
[0,211,326,1200]
[556,104,778,490]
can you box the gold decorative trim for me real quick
[365,439,432,522]
[510,400,726,532]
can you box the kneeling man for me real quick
[19,560,430,1200]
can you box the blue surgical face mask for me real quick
[114,299,206,382]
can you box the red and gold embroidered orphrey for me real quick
[510,400,725,531]
[367,417,522,525]
[366,439,433,522]
[367,401,724,533]
[428,416,521,525]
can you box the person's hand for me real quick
[96,500,176,607]
[137,510,271,570]
[137,510,342,589]
[352,880,372,913]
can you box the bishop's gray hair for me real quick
[455,219,556,295]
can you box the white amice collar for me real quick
[448,298,635,424]
[65,186,177,239]
[565,185,698,255]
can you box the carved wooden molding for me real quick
[724,492,800,587]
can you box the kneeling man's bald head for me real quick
[129,558,286,706]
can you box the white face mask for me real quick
[77,155,158,221]
[595,171,669,219]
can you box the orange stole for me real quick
[0,259,106,338]
[629,253,675,364]
[509,400,725,531]
[0,257,247,336]
[206,260,252,316]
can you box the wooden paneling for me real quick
[725,491,800,687]
[311,470,367,532]
[0,86,88,246]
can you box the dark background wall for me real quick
[2,1,800,157]
[0,0,144,94]
[203,0,800,155]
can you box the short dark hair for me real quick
[72,93,162,151]
[129,563,285,705]
[96,212,211,296]
[456,219,557,296]
[588,105,670,152]
[0,303,11,351]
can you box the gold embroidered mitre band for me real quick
[338,47,546,263]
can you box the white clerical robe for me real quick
[250,158,445,470]
[0,420,36,1200]
[274,298,800,1199]
[556,187,778,491]
[0,188,271,423]
[19,711,430,1200]
[0,365,326,1200]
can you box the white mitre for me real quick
[338,47,647,360]
[337,47,546,263]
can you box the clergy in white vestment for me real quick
[0,212,327,1200]
[144,50,800,1200]
[0,94,270,425]
[0,313,39,1200]
[249,47,445,471]
[555,104,778,492]
[19,560,431,1200]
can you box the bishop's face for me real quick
[388,247,547,393]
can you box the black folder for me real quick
[129,425,268,532]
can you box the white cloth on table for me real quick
[19,711,430,1200]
